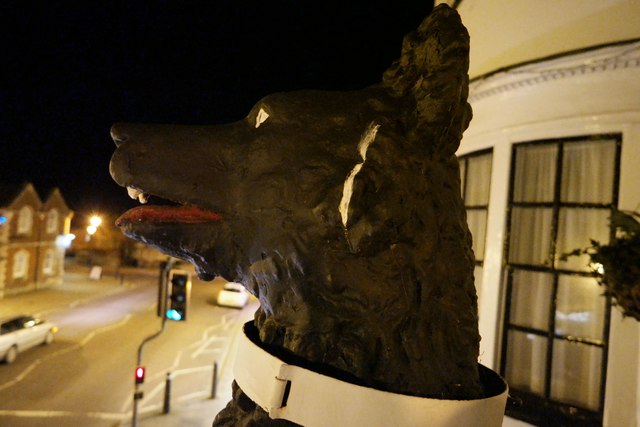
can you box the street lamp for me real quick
[89,215,102,228]
[86,215,102,240]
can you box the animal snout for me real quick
[110,122,160,147]
[110,123,130,147]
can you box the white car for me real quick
[217,282,250,308]
[0,315,57,364]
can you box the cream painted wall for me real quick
[456,37,640,426]
[433,3,640,424]
[437,0,640,78]
[460,116,640,427]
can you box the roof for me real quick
[0,182,31,207]
[42,187,71,212]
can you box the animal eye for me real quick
[255,108,270,128]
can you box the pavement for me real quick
[0,265,131,320]
[0,263,234,427]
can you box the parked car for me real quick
[0,315,57,364]
[216,282,250,308]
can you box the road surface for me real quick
[0,268,257,426]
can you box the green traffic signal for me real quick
[166,269,191,321]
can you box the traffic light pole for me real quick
[132,316,167,427]
[132,268,170,427]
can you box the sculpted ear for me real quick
[382,4,471,157]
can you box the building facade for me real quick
[0,183,73,298]
[438,1,640,426]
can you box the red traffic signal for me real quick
[135,366,145,384]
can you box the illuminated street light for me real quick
[89,215,102,228]
[85,214,102,242]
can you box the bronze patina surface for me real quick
[110,5,479,425]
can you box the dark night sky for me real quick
[0,1,434,223]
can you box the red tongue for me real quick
[116,204,223,226]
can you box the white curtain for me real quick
[513,144,557,202]
[556,208,610,271]
[465,154,492,205]
[509,207,553,265]
[506,271,552,394]
[507,138,615,410]
[461,151,493,314]
[551,340,603,411]
[467,210,488,260]
[561,140,616,203]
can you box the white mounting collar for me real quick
[233,321,508,427]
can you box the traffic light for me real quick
[166,269,191,321]
[135,366,145,384]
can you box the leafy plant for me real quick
[561,210,640,321]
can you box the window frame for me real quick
[46,209,59,234]
[500,134,622,426]
[43,248,55,275]
[17,206,33,235]
[12,250,30,279]
[459,148,493,266]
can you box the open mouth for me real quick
[114,185,226,281]
[115,186,224,227]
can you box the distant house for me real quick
[0,183,73,297]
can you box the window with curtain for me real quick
[459,149,493,305]
[502,134,621,426]
[17,206,33,235]
[12,250,30,279]
[43,248,55,275]
[46,209,59,234]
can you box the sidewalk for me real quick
[0,263,234,427]
[138,393,230,427]
[0,265,131,319]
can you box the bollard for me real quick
[211,361,218,399]
[163,372,172,414]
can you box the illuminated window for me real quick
[43,249,55,275]
[46,209,59,234]
[502,134,620,426]
[459,149,492,305]
[12,250,30,279]
[17,206,33,235]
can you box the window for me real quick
[17,206,33,235]
[501,135,621,426]
[43,249,55,275]
[46,209,59,234]
[12,250,30,279]
[459,149,493,303]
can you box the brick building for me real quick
[0,182,73,297]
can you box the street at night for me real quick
[0,265,257,426]
[2,2,639,426]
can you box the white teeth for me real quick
[127,187,149,204]
[127,187,140,199]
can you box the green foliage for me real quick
[562,210,640,321]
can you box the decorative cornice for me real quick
[469,40,640,103]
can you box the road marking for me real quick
[35,283,135,318]
[79,314,132,346]
[0,314,133,392]
[119,306,256,414]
